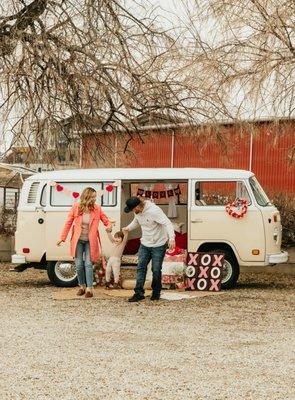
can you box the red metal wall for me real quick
[251,124,295,194]
[82,122,295,194]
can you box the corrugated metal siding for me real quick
[127,132,172,167]
[82,123,295,194]
[174,128,250,169]
[251,125,295,194]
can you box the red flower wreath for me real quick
[225,198,248,219]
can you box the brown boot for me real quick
[85,291,93,298]
[76,288,85,296]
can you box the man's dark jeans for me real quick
[134,243,167,296]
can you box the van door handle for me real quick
[191,219,203,223]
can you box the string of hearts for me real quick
[48,180,120,199]
[137,186,181,199]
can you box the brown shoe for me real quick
[76,288,85,296]
[85,291,93,298]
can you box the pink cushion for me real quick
[175,231,187,249]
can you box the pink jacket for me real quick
[60,203,111,262]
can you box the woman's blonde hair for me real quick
[79,187,96,213]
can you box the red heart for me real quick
[106,185,113,192]
[72,192,80,199]
[56,184,64,192]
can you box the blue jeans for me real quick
[75,240,93,288]
[134,244,167,296]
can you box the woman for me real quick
[57,187,111,298]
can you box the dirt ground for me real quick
[0,263,294,400]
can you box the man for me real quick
[123,196,175,302]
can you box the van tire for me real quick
[215,249,240,290]
[47,261,78,287]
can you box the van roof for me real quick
[27,168,254,181]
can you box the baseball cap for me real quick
[124,197,141,213]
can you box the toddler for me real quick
[105,228,128,289]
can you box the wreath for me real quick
[225,198,248,219]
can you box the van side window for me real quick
[49,182,117,207]
[195,181,250,206]
[27,182,40,204]
[50,182,102,206]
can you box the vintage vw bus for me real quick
[11,168,288,289]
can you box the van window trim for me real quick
[49,181,117,207]
[249,176,272,207]
[40,183,47,207]
[192,179,253,207]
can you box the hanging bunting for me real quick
[72,192,80,199]
[51,180,119,199]
[174,185,181,195]
[137,188,144,196]
[136,186,181,199]
[105,184,114,192]
[112,180,120,187]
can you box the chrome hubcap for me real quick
[222,259,233,284]
[55,261,77,282]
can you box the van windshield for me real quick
[249,176,272,206]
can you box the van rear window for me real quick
[27,182,40,204]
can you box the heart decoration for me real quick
[106,184,114,192]
[53,180,118,198]
[225,198,248,218]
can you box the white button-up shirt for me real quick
[126,201,175,247]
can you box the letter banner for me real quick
[185,252,224,291]
[137,186,181,199]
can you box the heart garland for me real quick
[49,180,120,199]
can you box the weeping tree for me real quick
[0,0,230,165]
[185,0,295,159]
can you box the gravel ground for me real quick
[0,263,294,400]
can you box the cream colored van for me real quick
[12,168,288,289]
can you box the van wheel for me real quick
[47,261,78,287]
[215,249,240,290]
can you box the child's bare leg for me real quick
[113,263,121,288]
[105,260,112,283]
[105,259,113,289]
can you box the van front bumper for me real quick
[267,251,289,265]
[11,254,26,264]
